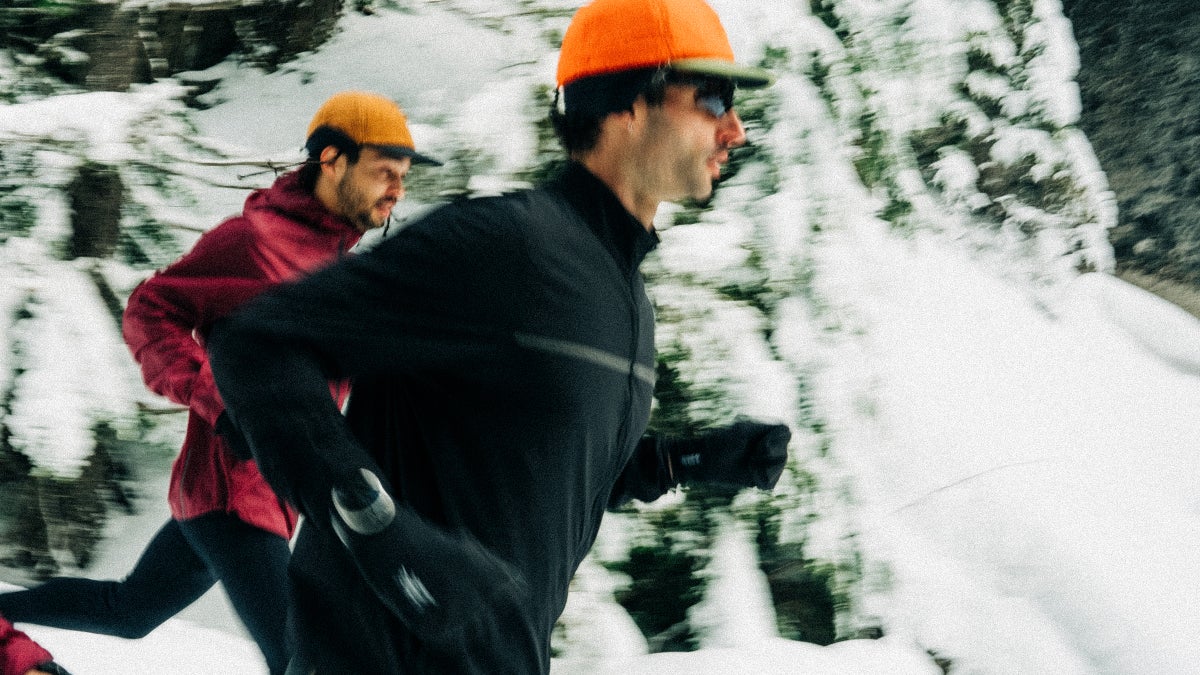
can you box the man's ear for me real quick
[319,146,343,172]
[609,107,638,133]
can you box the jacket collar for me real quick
[246,171,364,250]
[551,162,659,271]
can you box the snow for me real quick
[808,234,1200,671]
[3,0,1200,673]
[687,515,781,649]
[2,262,137,476]
[0,84,189,165]
[188,8,528,159]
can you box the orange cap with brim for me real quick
[556,0,773,89]
[306,91,442,166]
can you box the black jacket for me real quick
[208,163,672,673]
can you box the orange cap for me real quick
[306,91,441,165]
[556,0,772,89]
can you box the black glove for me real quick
[330,469,528,646]
[663,421,791,490]
[37,662,74,675]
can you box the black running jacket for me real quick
[208,163,673,673]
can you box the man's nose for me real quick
[720,110,747,148]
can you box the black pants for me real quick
[0,512,290,674]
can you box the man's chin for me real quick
[674,187,715,210]
[368,209,395,230]
[353,215,385,232]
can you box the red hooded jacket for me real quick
[0,615,52,675]
[122,170,361,538]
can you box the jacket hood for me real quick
[244,170,364,246]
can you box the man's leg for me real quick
[0,519,215,639]
[178,512,290,675]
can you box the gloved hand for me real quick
[663,420,791,490]
[35,661,74,675]
[329,469,528,646]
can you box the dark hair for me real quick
[549,106,604,156]
[550,67,670,155]
[298,125,363,191]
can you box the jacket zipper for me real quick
[616,266,641,459]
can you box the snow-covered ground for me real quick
[3,1,1200,673]
[809,240,1200,673]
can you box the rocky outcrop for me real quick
[1066,0,1200,287]
[8,0,344,93]
[0,425,134,580]
[68,162,123,259]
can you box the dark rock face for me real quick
[7,0,344,92]
[68,162,123,260]
[1067,0,1200,285]
[0,423,135,581]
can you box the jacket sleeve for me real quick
[0,615,54,675]
[608,434,675,509]
[122,221,267,426]
[207,203,522,523]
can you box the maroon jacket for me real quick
[122,171,361,538]
[0,615,52,675]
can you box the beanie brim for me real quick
[670,58,774,89]
[373,144,443,166]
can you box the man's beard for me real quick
[337,172,387,232]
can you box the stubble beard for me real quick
[644,120,715,204]
[337,170,388,232]
[682,152,716,202]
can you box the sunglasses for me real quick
[654,70,738,118]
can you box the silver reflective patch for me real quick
[514,332,655,387]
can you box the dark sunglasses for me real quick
[653,70,738,118]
